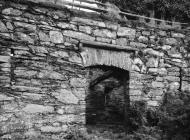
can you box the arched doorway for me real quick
[86,65,130,127]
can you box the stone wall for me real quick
[0,0,190,139]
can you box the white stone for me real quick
[52,89,79,104]
[22,104,54,113]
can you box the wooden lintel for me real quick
[80,40,138,52]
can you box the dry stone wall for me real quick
[0,0,190,139]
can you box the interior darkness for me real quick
[86,65,129,125]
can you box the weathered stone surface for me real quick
[130,90,142,96]
[165,38,178,45]
[57,22,77,30]
[105,22,118,30]
[40,126,68,133]
[2,8,22,16]
[52,89,79,104]
[168,53,182,58]
[138,36,148,43]
[22,104,54,113]
[93,29,116,39]
[6,22,13,30]
[144,48,164,57]
[117,27,136,39]
[16,32,34,44]
[56,114,84,123]
[164,76,180,81]
[96,37,111,43]
[162,45,171,50]
[142,31,150,36]
[63,30,95,41]
[39,31,50,42]
[22,93,43,100]
[14,22,36,30]
[70,78,86,88]
[49,31,64,43]
[116,38,128,46]
[171,32,185,38]
[29,45,48,54]
[0,21,8,32]
[158,30,167,36]
[0,56,10,63]
[146,57,159,68]
[72,17,106,27]
[147,101,159,106]
[182,81,190,92]
[169,82,180,91]
[14,69,37,77]
[79,26,92,34]
[148,89,164,96]
[0,94,14,101]
[12,85,41,92]
[130,42,147,48]
[50,51,69,58]
[69,53,83,64]
[152,81,165,88]
[133,58,143,66]
[38,71,65,80]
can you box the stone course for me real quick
[0,0,189,139]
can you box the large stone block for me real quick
[14,22,36,31]
[79,26,92,34]
[130,42,147,48]
[96,37,111,43]
[2,8,22,16]
[147,101,159,107]
[169,82,180,91]
[182,81,190,92]
[152,81,165,88]
[16,32,34,44]
[171,32,185,38]
[63,30,95,41]
[138,36,148,43]
[70,78,87,88]
[165,38,178,45]
[117,27,136,39]
[57,23,77,30]
[22,104,54,114]
[164,76,180,82]
[40,126,67,133]
[93,29,116,39]
[0,21,8,32]
[38,71,65,80]
[39,31,50,42]
[146,57,159,68]
[49,31,64,44]
[0,94,14,101]
[143,48,164,57]
[52,89,79,104]
[116,38,128,46]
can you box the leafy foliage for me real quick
[97,0,190,22]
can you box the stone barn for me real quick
[0,0,190,139]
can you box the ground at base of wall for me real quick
[70,125,162,140]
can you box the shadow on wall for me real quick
[85,65,130,126]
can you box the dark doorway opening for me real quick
[86,65,130,126]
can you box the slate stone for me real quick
[49,31,64,44]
